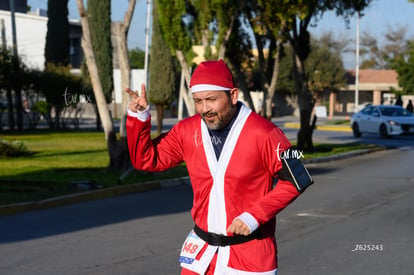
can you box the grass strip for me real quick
[1,130,377,205]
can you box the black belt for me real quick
[194,225,263,247]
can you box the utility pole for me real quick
[9,0,18,56]
[1,19,6,49]
[354,11,360,113]
[9,0,22,131]
[144,0,151,89]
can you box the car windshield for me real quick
[379,106,411,117]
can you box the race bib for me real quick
[179,230,206,264]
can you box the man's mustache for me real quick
[202,111,218,118]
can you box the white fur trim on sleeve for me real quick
[127,105,150,122]
[236,212,259,233]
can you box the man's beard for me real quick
[201,107,236,131]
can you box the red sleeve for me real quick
[126,115,184,172]
[246,126,301,224]
[249,180,300,225]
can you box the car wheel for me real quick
[352,123,362,137]
[379,123,390,138]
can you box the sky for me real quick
[312,0,414,68]
[27,0,151,50]
[27,0,414,69]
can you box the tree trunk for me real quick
[245,15,283,119]
[175,50,195,116]
[14,88,23,130]
[228,60,255,112]
[265,35,284,120]
[297,110,313,151]
[112,22,131,138]
[94,105,101,131]
[155,104,164,134]
[112,0,136,138]
[217,8,238,60]
[76,0,118,167]
[293,52,315,152]
[54,106,61,129]
[6,88,14,130]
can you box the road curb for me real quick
[303,146,386,164]
[284,122,352,132]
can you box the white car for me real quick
[350,105,414,138]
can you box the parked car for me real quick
[355,101,372,112]
[350,104,414,138]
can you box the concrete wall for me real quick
[0,10,82,70]
[0,10,48,69]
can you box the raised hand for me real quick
[126,84,148,113]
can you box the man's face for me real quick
[193,89,239,130]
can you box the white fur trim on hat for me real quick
[191,84,231,93]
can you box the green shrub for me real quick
[0,139,30,157]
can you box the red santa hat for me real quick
[190,60,235,93]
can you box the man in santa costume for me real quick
[126,60,312,274]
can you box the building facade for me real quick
[0,6,145,119]
[0,0,27,13]
[0,7,82,70]
[321,69,410,117]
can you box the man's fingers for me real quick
[125,84,148,112]
[125,88,138,98]
[125,84,146,100]
[227,224,235,233]
[227,219,250,236]
[140,84,146,99]
[127,102,137,112]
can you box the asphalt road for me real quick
[276,146,414,275]
[1,133,413,274]
[310,130,414,148]
[277,123,414,148]
[0,185,194,275]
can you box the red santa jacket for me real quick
[126,104,300,274]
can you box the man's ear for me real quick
[230,88,239,104]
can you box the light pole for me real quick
[354,11,360,112]
[9,0,18,56]
[144,0,151,89]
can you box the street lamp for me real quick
[354,11,360,112]
[144,0,151,89]
[9,0,18,56]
